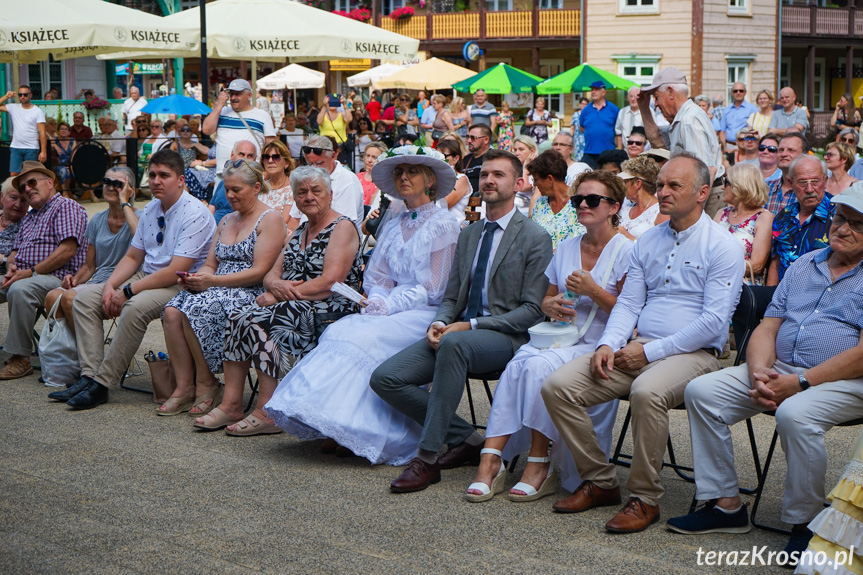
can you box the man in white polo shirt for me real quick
[51,149,216,410]
[202,78,276,180]
[0,86,47,175]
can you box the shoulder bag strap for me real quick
[235,111,264,149]
[574,237,627,339]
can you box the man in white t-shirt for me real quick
[95,117,127,164]
[202,78,276,179]
[0,86,47,175]
[121,87,148,134]
[287,134,363,230]
[279,114,305,160]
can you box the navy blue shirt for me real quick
[211,181,232,225]
[580,100,620,155]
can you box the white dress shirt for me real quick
[597,212,744,361]
[468,206,518,328]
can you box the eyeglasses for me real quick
[841,138,856,144]
[570,194,617,208]
[102,177,125,188]
[758,145,778,153]
[261,153,284,163]
[732,89,746,93]
[552,142,573,148]
[721,175,732,188]
[442,153,458,159]
[302,146,329,156]
[466,135,487,141]
[626,139,646,146]
[392,166,421,179]
[156,216,166,246]
[832,213,863,234]
[794,179,823,190]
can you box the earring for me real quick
[425,189,430,195]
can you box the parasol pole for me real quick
[12,53,19,95]
[251,59,257,105]
[199,0,208,104]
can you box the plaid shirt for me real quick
[13,193,88,278]
[765,179,797,216]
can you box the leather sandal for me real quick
[156,394,195,416]
[188,384,223,417]
[508,455,558,502]
[225,415,283,437]
[193,407,240,431]
[465,448,507,503]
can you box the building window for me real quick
[613,55,661,87]
[726,62,749,104]
[804,56,826,112]
[26,56,64,99]
[620,0,659,14]
[383,0,405,15]
[539,0,562,8]
[540,59,565,117]
[334,0,362,11]
[486,0,513,10]
[728,0,748,15]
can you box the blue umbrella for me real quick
[140,94,211,115]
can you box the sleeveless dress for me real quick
[223,216,362,378]
[497,111,515,151]
[619,199,661,239]
[265,203,460,465]
[718,206,766,285]
[165,210,275,373]
[177,143,198,168]
[54,138,74,183]
[531,196,586,249]
[488,233,633,492]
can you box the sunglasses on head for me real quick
[570,194,616,209]
[758,144,778,153]
[102,177,125,188]
[261,153,283,162]
[225,158,253,169]
[302,146,329,156]
[156,216,166,246]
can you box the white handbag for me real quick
[528,238,625,350]
[38,296,81,387]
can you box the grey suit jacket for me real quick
[433,209,553,351]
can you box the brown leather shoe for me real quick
[552,481,621,514]
[390,458,441,493]
[438,441,482,469]
[0,355,33,380]
[605,497,660,533]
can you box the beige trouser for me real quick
[541,338,720,507]
[0,274,61,356]
[704,184,726,219]
[72,271,181,389]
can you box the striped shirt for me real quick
[214,107,276,175]
[13,193,88,278]
[767,248,863,368]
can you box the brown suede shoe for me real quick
[552,481,621,514]
[605,497,660,533]
[0,355,33,380]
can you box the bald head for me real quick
[231,140,257,161]
[779,87,797,112]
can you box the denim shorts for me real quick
[9,147,39,173]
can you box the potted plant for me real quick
[389,6,415,19]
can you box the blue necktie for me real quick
[463,221,499,320]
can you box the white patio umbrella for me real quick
[256,63,325,116]
[99,0,420,93]
[0,0,198,87]
[347,63,407,88]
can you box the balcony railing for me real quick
[782,5,861,37]
[379,8,580,41]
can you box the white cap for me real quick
[832,181,863,215]
[227,79,252,92]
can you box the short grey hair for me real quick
[628,86,640,96]
[659,83,689,98]
[789,155,827,182]
[554,131,575,146]
[290,165,332,193]
[838,127,860,147]
[305,134,334,157]
[106,166,137,190]
[694,94,711,106]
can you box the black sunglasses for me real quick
[156,216,166,246]
[758,145,778,153]
[180,126,192,132]
[626,139,645,146]
[302,146,329,156]
[732,89,746,93]
[17,92,30,97]
[261,153,284,162]
[571,194,617,208]
[102,177,125,188]
[740,136,757,142]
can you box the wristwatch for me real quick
[123,284,135,299]
[30,268,38,277]
[798,372,811,391]
[121,202,133,210]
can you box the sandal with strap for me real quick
[508,455,558,502]
[156,394,195,416]
[193,407,241,431]
[225,415,283,437]
[188,384,224,417]
[465,448,507,503]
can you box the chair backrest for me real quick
[732,284,776,366]
[465,195,482,223]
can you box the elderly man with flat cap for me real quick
[0,161,88,379]
[668,179,863,566]
[638,67,725,218]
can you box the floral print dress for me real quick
[497,110,515,151]
[718,206,766,285]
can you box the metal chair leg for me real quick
[749,430,792,536]
[245,371,259,412]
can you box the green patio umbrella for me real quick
[452,62,544,94]
[536,63,639,94]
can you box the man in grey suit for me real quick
[371,149,553,493]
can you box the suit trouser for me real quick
[0,274,62,356]
[371,329,515,454]
[72,271,181,389]
[685,361,863,525]
[542,340,719,507]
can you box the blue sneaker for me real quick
[782,527,813,569]
[666,500,751,534]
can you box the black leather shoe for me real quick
[48,376,93,402]
[66,380,109,410]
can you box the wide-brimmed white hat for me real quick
[370,145,457,200]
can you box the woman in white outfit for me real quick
[466,170,633,502]
[265,146,461,464]
[617,155,668,240]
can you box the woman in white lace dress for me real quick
[265,146,461,464]
[617,155,668,240]
[466,170,632,502]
